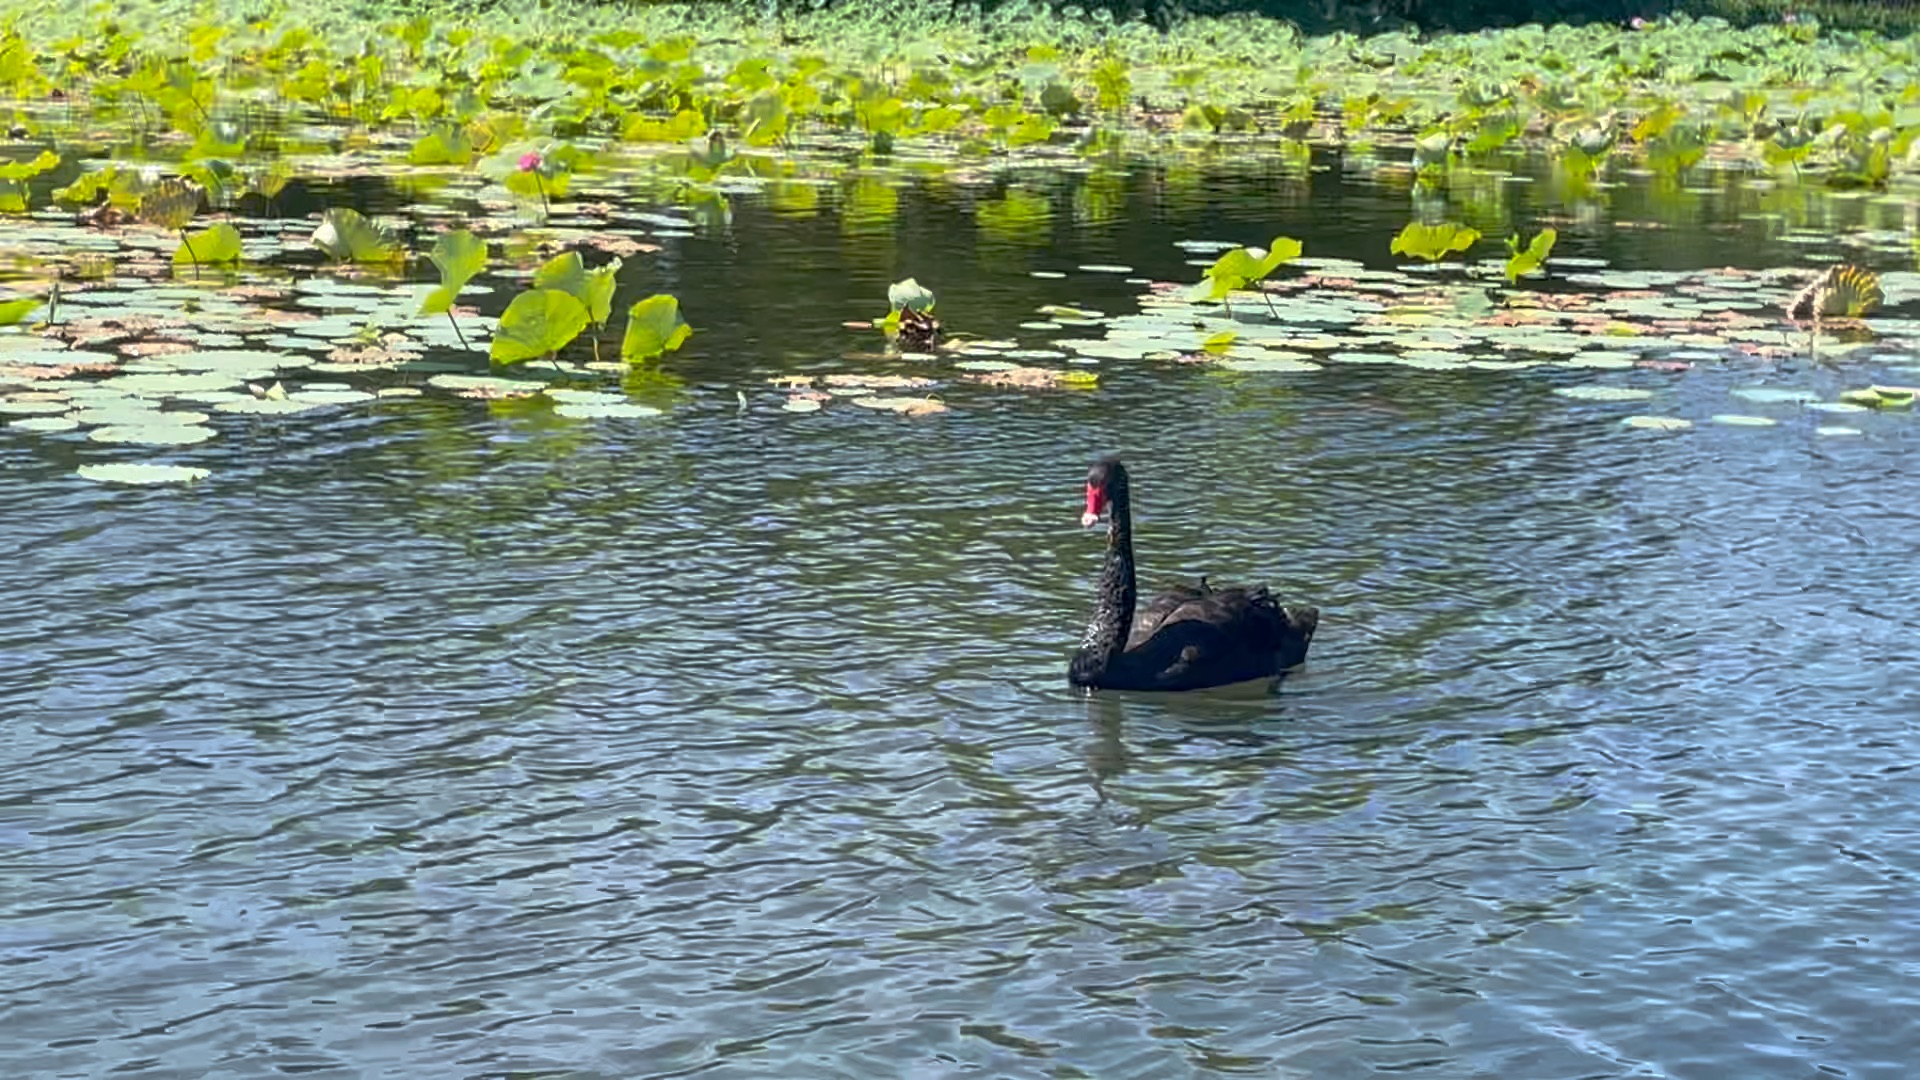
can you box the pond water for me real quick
[4,155,1920,1079]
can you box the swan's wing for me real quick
[1131,577,1213,640]
[1125,583,1320,687]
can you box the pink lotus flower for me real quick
[1629,15,1647,28]
[517,151,542,172]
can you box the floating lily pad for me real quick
[1554,385,1654,402]
[106,371,243,396]
[88,423,215,445]
[850,395,947,415]
[0,399,71,415]
[1807,401,1870,414]
[1815,426,1863,436]
[77,463,210,485]
[1730,387,1822,405]
[782,397,822,413]
[426,374,549,395]
[10,415,79,432]
[288,389,376,405]
[553,401,664,419]
[1220,356,1323,373]
[1711,414,1778,427]
[213,397,330,415]
[1621,415,1693,430]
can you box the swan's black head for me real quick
[1082,454,1129,528]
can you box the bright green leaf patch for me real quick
[492,289,590,364]
[312,208,402,264]
[1392,222,1481,263]
[174,222,243,265]
[420,230,488,316]
[621,295,692,364]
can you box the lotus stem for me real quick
[534,173,549,217]
[178,228,199,278]
[445,310,469,351]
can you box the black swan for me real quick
[1068,455,1318,692]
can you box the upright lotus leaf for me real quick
[1255,236,1304,278]
[0,296,39,325]
[419,229,487,316]
[532,252,621,327]
[1199,247,1266,300]
[1503,227,1557,282]
[312,207,400,263]
[172,222,242,265]
[1391,222,1481,262]
[888,277,936,313]
[0,149,58,183]
[490,288,590,364]
[137,178,201,231]
[410,125,475,166]
[581,258,621,328]
[621,294,691,363]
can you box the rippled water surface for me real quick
[5,161,1920,1079]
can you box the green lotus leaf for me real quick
[1391,222,1481,263]
[0,149,58,182]
[888,277,936,313]
[0,296,38,325]
[419,230,487,316]
[409,125,474,166]
[1504,228,1557,283]
[491,289,590,364]
[620,294,692,364]
[311,208,401,264]
[173,222,243,265]
[533,252,621,327]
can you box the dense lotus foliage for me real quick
[0,0,1917,481]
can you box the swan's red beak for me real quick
[1081,483,1106,528]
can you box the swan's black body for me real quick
[1068,456,1317,692]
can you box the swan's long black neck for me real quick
[1070,482,1137,685]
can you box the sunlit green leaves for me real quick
[0,149,58,182]
[1504,228,1557,283]
[409,124,475,166]
[491,289,589,364]
[1196,237,1303,300]
[137,178,200,231]
[311,207,401,264]
[173,222,242,265]
[419,229,488,316]
[1391,222,1480,262]
[0,296,39,325]
[532,251,622,327]
[620,295,691,364]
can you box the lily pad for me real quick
[1621,415,1694,430]
[88,423,216,446]
[77,463,210,484]
[553,401,664,419]
[1554,385,1654,402]
[213,397,330,415]
[1220,356,1324,373]
[1730,387,1821,405]
[9,415,79,432]
[850,395,947,415]
[1710,414,1778,427]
